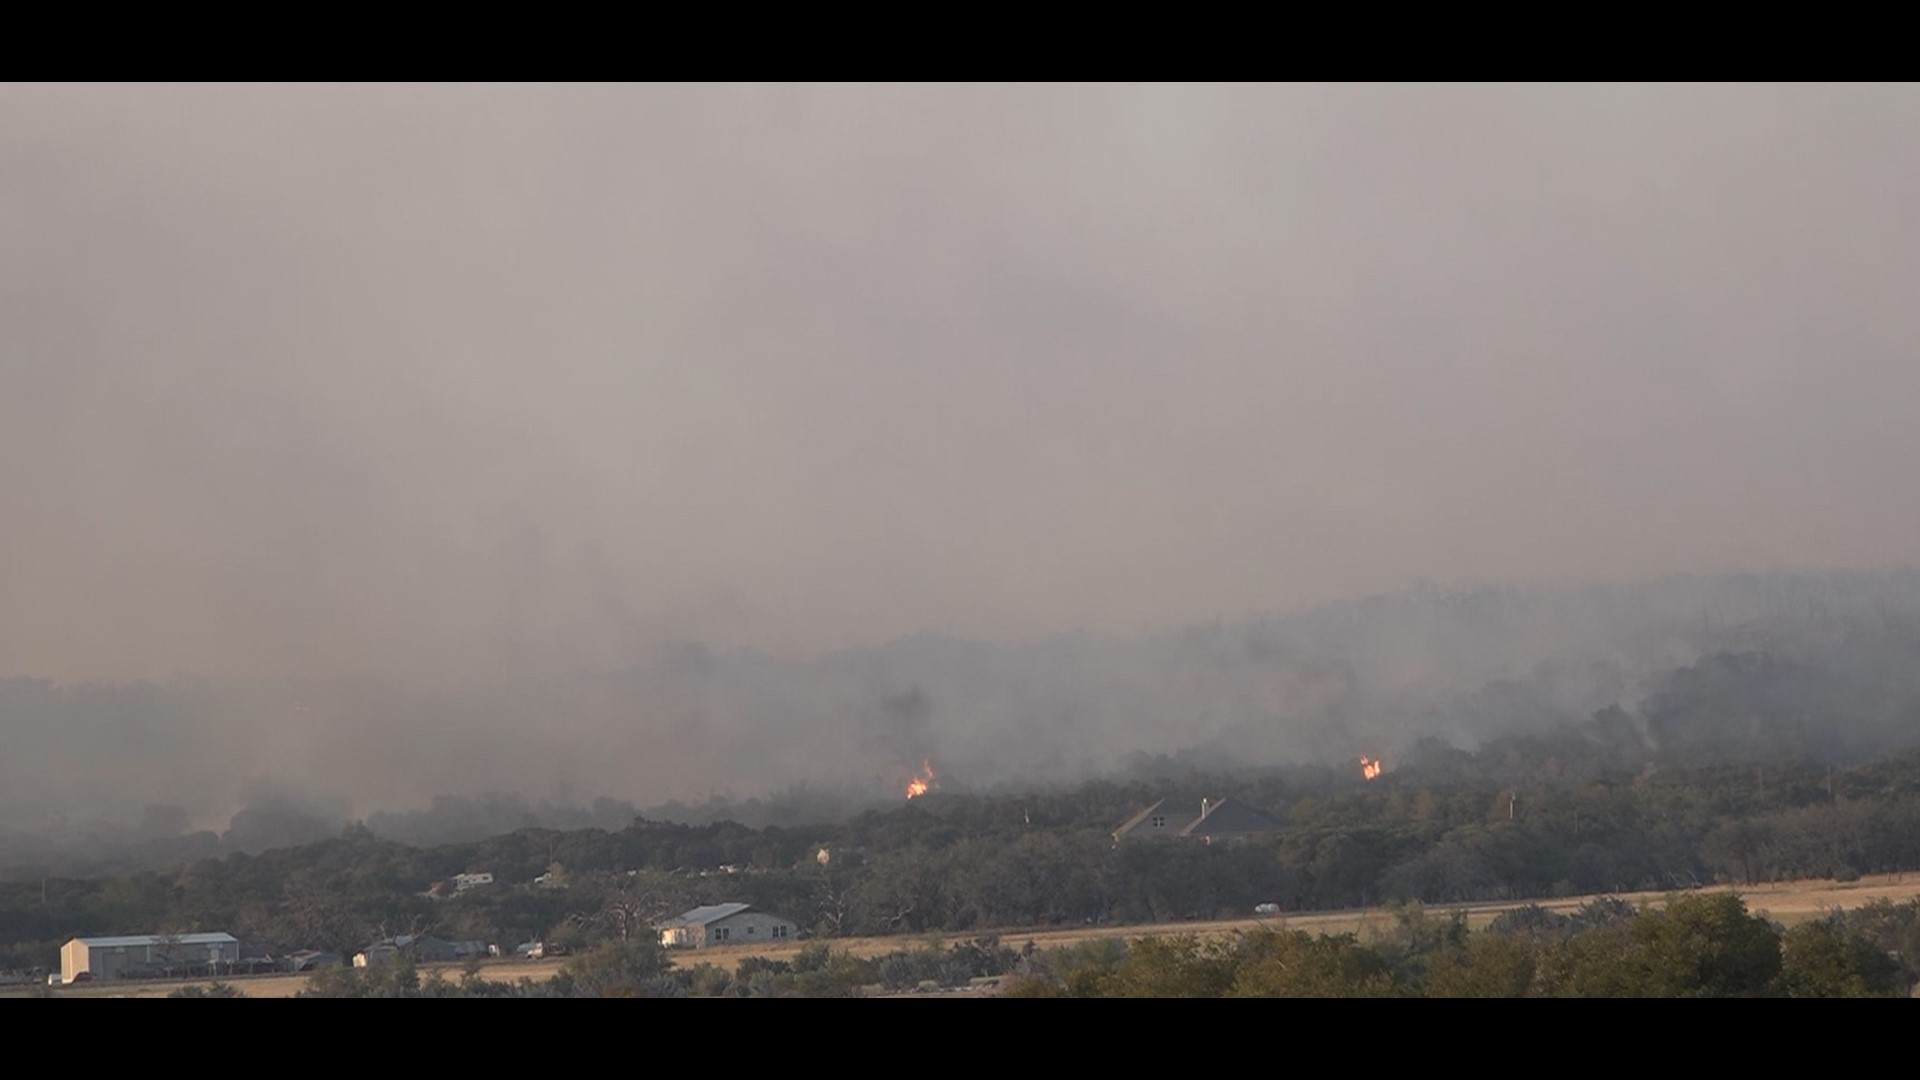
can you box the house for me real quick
[353,934,463,968]
[810,845,867,869]
[60,932,241,984]
[1112,797,1282,846]
[452,872,494,892]
[286,949,344,972]
[233,941,282,975]
[656,903,798,949]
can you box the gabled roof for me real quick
[70,932,239,949]
[659,902,753,928]
[359,934,453,953]
[1114,796,1215,838]
[1177,798,1282,837]
[1112,798,1172,838]
[1114,796,1282,839]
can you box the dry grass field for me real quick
[24,872,1920,999]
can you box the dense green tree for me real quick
[1422,934,1537,997]
[555,938,670,998]
[1101,935,1238,998]
[1228,929,1400,998]
[1537,894,1780,998]
[1632,893,1782,998]
[1828,898,1920,993]
[1778,921,1902,998]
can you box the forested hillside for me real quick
[12,569,1920,881]
[6,678,1920,976]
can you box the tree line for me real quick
[1002,893,1920,998]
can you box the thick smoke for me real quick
[6,86,1920,850]
[6,569,1920,854]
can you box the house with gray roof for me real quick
[1112,796,1282,846]
[353,934,474,968]
[656,903,799,949]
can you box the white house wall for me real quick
[662,911,799,949]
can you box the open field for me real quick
[19,872,1920,998]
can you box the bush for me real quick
[559,939,672,999]
[638,974,686,998]
[1568,896,1637,932]
[298,966,366,998]
[790,941,834,974]
[685,962,733,998]
[168,981,246,998]
[1485,904,1571,939]
[998,974,1067,997]
[734,955,792,981]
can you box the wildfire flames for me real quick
[905,759,937,799]
[1359,755,1384,780]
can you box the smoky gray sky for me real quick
[6,83,1920,684]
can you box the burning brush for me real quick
[905,758,937,799]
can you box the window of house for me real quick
[748,925,756,934]
[1151,815,1166,828]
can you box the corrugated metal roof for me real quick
[71,932,239,949]
[659,902,752,927]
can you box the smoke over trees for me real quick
[5,568,1920,870]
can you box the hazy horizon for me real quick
[8,84,1920,687]
[8,85,1920,843]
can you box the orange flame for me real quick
[904,759,936,799]
[1359,755,1383,780]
